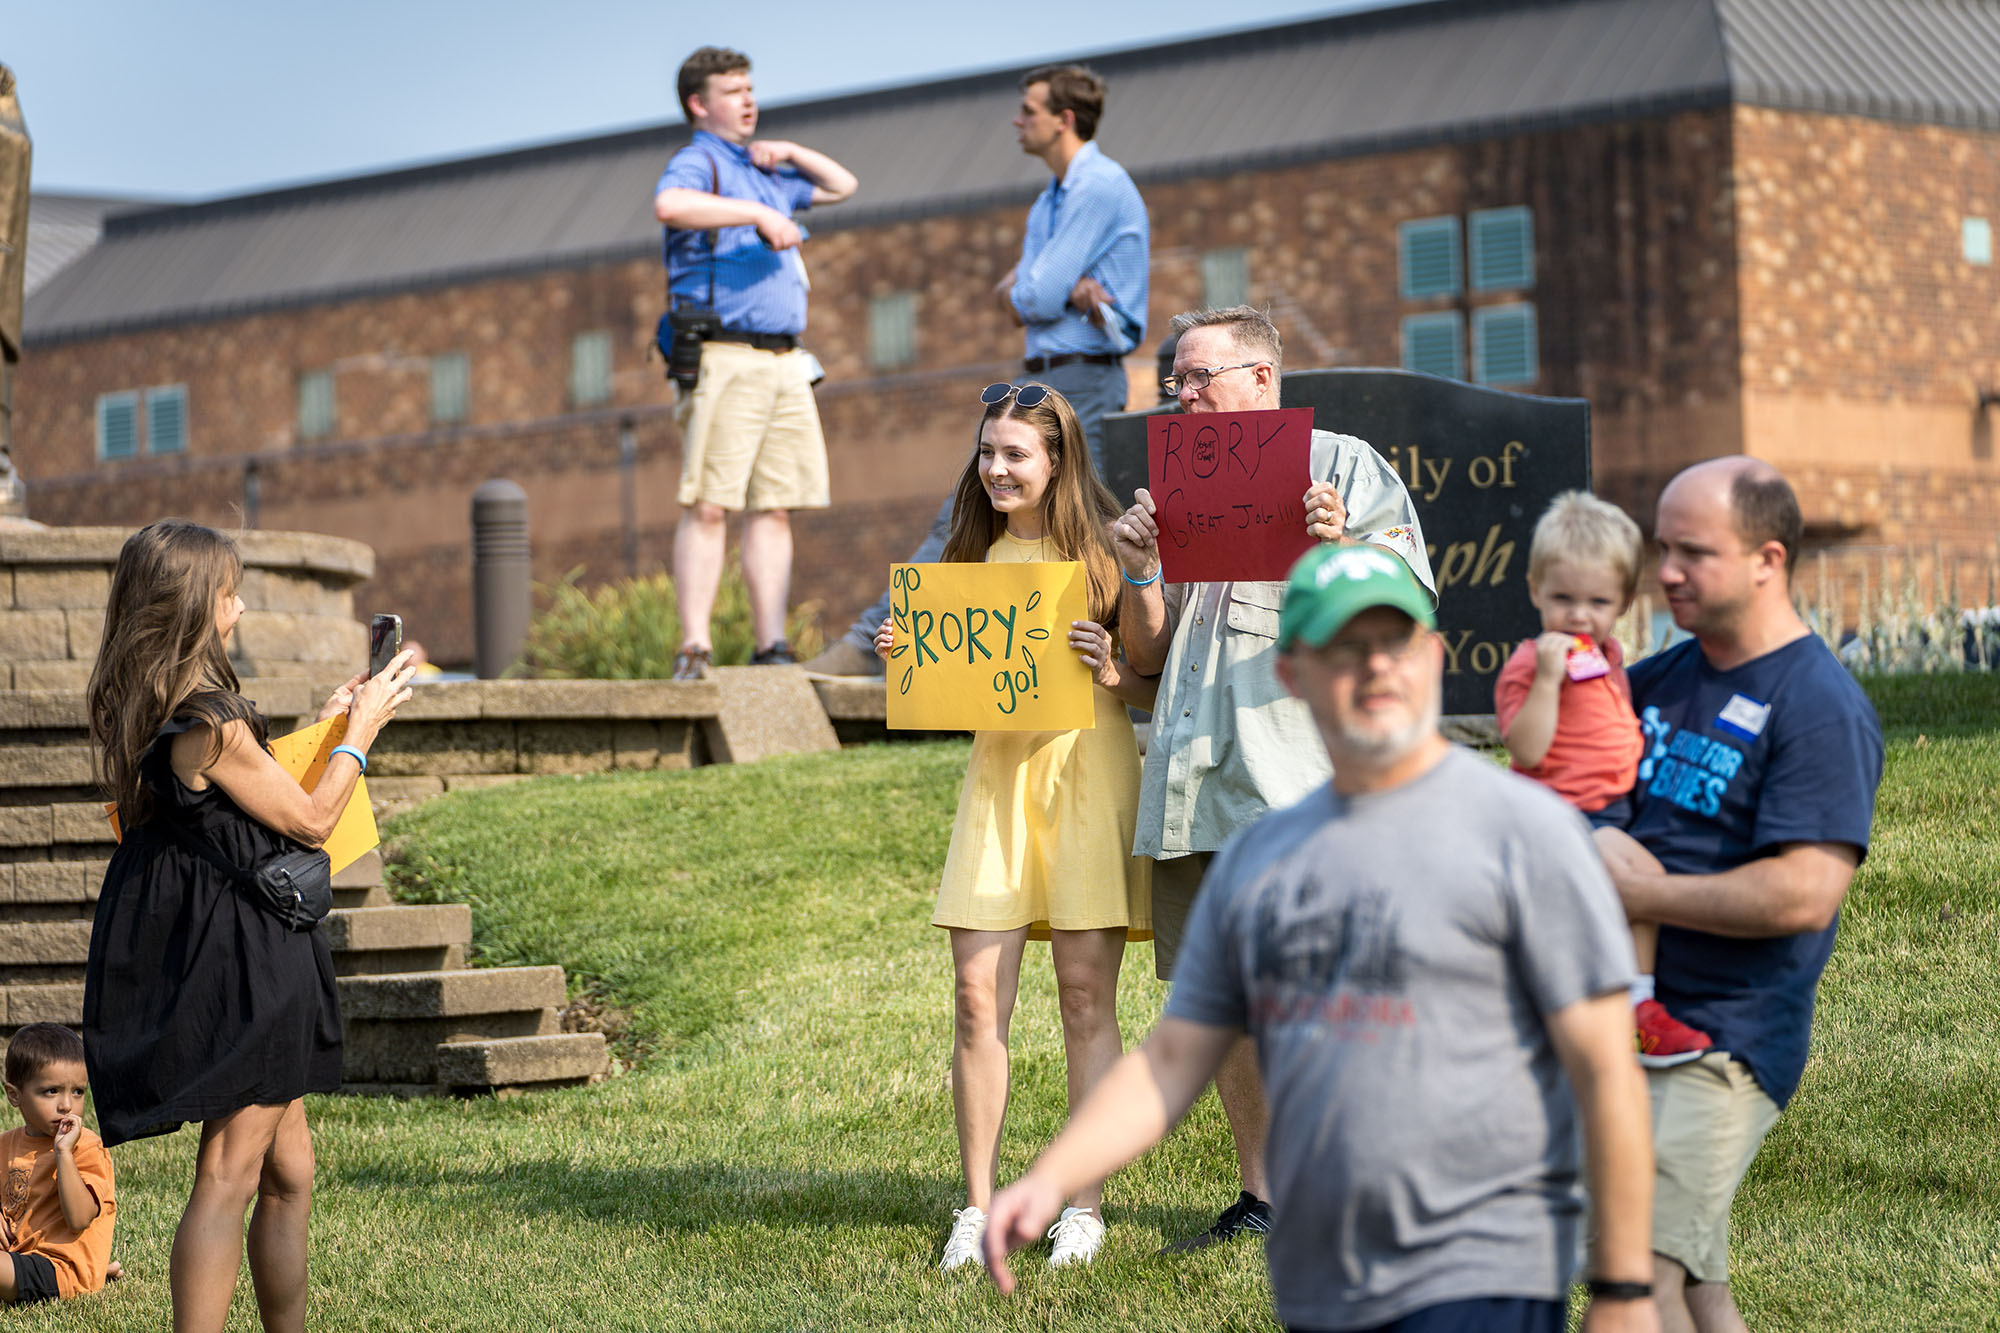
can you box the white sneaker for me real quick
[1046,1206,1105,1267]
[939,1206,988,1272]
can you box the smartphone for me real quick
[368,614,403,678]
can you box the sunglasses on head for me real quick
[980,382,1050,409]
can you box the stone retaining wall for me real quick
[0,525,373,691]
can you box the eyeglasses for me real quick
[980,382,1050,409]
[1318,625,1429,673]
[1160,362,1263,396]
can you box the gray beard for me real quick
[1329,685,1444,764]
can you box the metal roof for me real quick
[25,0,2000,342]
[22,193,172,297]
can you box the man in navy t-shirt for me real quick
[1596,458,1883,1333]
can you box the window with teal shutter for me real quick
[1470,206,1534,291]
[1201,247,1250,309]
[146,385,187,454]
[868,292,917,370]
[97,392,139,461]
[571,331,613,406]
[1398,217,1461,300]
[1473,303,1538,385]
[431,352,470,424]
[1401,312,1464,379]
[298,370,335,440]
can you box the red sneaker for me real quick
[1635,999,1713,1069]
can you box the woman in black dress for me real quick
[83,520,413,1333]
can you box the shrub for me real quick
[522,567,823,678]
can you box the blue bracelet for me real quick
[330,744,368,774]
[1121,565,1162,588]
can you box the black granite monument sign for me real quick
[1096,369,1592,716]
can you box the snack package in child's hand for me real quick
[1566,636,1611,681]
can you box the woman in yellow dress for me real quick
[876,383,1152,1274]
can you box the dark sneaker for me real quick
[1635,998,1714,1068]
[671,647,711,681]
[1161,1191,1272,1254]
[750,641,797,666]
[800,638,887,679]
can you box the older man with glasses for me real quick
[1112,304,1435,1253]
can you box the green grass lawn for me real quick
[39,674,2000,1331]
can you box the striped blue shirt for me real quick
[1010,142,1150,360]
[657,131,816,335]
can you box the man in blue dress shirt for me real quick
[803,64,1149,678]
[655,47,857,679]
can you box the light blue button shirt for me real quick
[657,131,816,335]
[1011,142,1150,360]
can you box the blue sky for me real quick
[8,0,1393,199]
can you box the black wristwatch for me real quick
[1587,1278,1655,1301]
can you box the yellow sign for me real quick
[886,561,1094,732]
[269,717,379,875]
[106,715,379,875]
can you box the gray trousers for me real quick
[841,360,1129,649]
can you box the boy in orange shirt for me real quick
[1496,491,1712,1066]
[0,1024,116,1303]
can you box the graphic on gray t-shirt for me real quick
[1166,746,1636,1331]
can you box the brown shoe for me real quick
[800,638,886,679]
[671,646,711,681]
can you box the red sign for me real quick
[1146,408,1316,582]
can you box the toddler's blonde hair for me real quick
[1527,491,1645,604]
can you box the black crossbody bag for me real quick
[162,819,333,933]
[657,150,724,390]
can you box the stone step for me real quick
[326,904,469,976]
[332,885,392,910]
[324,904,468,953]
[0,745,93,789]
[434,1032,608,1094]
[337,966,566,1085]
[0,983,83,1026]
[336,965,566,1019]
[0,920,90,969]
[2,860,106,907]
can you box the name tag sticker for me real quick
[1715,693,1771,742]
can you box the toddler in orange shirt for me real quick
[0,1024,116,1303]
[1496,491,1712,1067]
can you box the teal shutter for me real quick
[1473,303,1538,385]
[571,331,613,406]
[431,353,470,424]
[97,392,139,460]
[1398,217,1461,300]
[1469,206,1534,291]
[1401,312,1465,380]
[868,292,917,369]
[1200,247,1250,309]
[298,370,335,439]
[146,385,188,454]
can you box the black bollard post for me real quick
[471,479,530,679]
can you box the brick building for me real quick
[16,0,2000,664]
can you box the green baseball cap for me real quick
[1276,544,1437,652]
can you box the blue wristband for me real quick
[330,744,368,774]
[1121,564,1162,588]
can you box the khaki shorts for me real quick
[674,341,830,511]
[1149,851,1212,981]
[1649,1051,1781,1283]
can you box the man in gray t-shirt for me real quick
[984,544,1659,1333]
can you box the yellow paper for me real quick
[267,717,378,874]
[885,561,1093,732]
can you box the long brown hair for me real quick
[86,520,260,829]
[939,385,1123,626]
